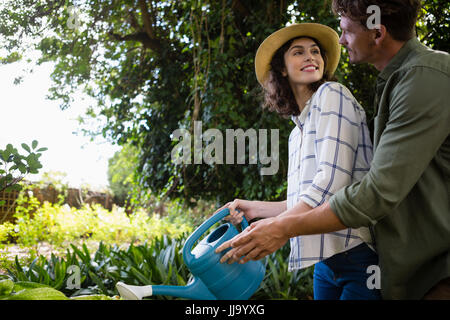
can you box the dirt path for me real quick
[1,242,62,274]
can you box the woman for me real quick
[218,23,380,300]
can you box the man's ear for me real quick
[373,24,387,45]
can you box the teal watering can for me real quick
[116,208,265,300]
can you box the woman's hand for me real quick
[213,199,288,225]
[213,199,258,225]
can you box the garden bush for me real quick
[2,190,193,247]
[3,239,313,300]
[0,186,313,300]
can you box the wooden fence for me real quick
[0,184,114,223]
[0,190,20,223]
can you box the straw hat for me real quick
[255,23,341,87]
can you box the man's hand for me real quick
[214,202,347,264]
[215,217,289,264]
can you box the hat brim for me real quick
[255,23,341,88]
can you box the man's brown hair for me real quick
[332,0,422,41]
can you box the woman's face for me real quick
[282,37,325,89]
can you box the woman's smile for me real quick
[301,64,319,72]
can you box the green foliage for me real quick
[416,0,450,53]
[0,278,14,295]
[2,195,312,299]
[4,239,190,298]
[6,190,193,247]
[2,286,69,300]
[0,141,47,206]
[5,238,313,300]
[107,143,139,207]
[0,0,293,205]
[0,222,16,244]
[1,1,447,205]
[255,245,314,300]
[0,277,117,300]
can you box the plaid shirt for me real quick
[287,81,374,270]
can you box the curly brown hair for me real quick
[332,0,421,41]
[262,36,335,118]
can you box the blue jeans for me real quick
[313,243,381,300]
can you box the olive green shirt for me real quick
[329,37,450,300]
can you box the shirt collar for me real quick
[378,37,423,81]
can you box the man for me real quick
[216,0,450,300]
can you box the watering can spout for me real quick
[116,277,216,300]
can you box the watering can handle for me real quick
[183,208,248,264]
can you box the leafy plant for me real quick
[0,277,117,300]
[6,238,313,300]
[0,141,47,197]
[7,189,193,247]
[254,244,314,300]
[107,143,139,208]
[0,141,47,226]
[0,222,16,244]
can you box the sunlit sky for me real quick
[0,59,121,190]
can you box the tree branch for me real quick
[138,0,155,39]
[108,31,162,51]
[30,1,66,24]
[109,1,162,52]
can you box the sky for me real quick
[0,59,121,190]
